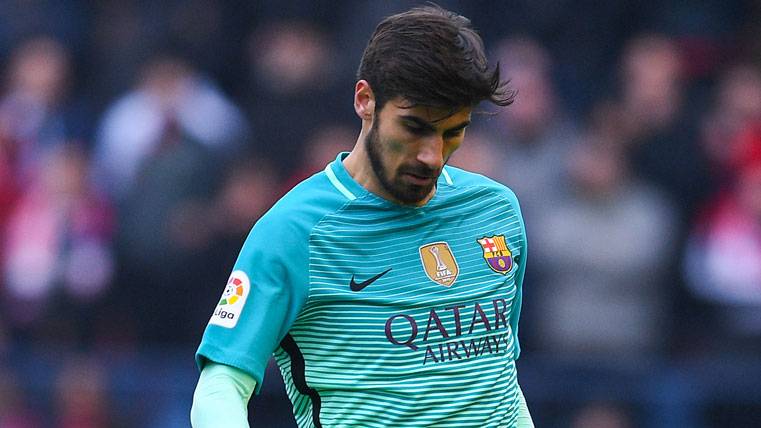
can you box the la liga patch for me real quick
[209,270,250,328]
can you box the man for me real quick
[191,5,533,427]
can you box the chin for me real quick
[391,183,433,205]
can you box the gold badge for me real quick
[419,242,459,287]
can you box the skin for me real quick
[344,80,473,206]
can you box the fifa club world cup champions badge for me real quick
[419,242,459,287]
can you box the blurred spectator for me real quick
[531,105,677,358]
[93,54,248,201]
[463,1,646,115]
[619,35,682,133]
[684,124,761,351]
[0,40,92,330]
[1,144,114,342]
[282,123,355,189]
[181,155,282,341]
[54,357,111,428]
[447,130,501,178]
[164,0,246,90]
[699,64,761,183]
[86,1,154,105]
[0,367,40,428]
[245,20,351,172]
[109,133,221,344]
[0,36,88,190]
[85,1,254,108]
[1,37,76,283]
[0,150,19,251]
[478,36,579,225]
[616,34,711,218]
[570,402,633,428]
[93,57,243,342]
[209,156,280,248]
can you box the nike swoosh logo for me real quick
[350,268,392,292]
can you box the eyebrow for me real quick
[399,115,471,134]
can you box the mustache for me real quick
[398,165,439,178]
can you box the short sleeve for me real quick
[195,211,311,393]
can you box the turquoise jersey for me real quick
[196,152,528,427]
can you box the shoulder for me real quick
[248,169,352,242]
[443,165,522,211]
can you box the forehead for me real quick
[382,97,473,125]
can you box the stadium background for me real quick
[1,0,761,427]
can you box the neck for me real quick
[343,131,376,193]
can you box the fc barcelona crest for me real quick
[419,242,459,287]
[477,235,515,275]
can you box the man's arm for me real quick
[190,362,257,428]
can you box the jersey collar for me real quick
[324,152,366,201]
[325,152,453,206]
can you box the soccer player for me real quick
[191,5,533,427]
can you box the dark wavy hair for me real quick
[357,4,515,111]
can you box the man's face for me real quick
[365,98,472,205]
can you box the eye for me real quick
[444,129,465,139]
[404,123,426,135]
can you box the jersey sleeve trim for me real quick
[196,343,268,394]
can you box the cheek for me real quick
[387,139,406,154]
[445,139,464,158]
[375,120,407,155]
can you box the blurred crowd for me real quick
[1,0,761,426]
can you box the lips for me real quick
[402,172,434,186]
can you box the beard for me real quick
[365,119,439,204]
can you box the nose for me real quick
[416,135,444,170]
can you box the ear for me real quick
[354,80,376,121]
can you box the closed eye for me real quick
[404,123,428,135]
[444,129,465,139]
